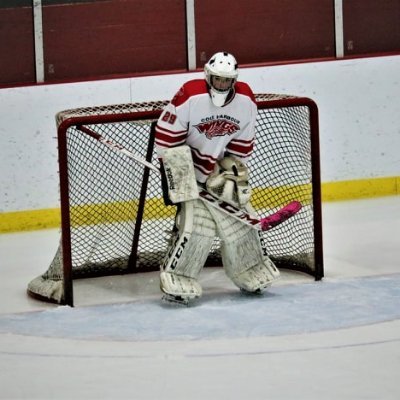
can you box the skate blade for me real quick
[239,287,265,296]
[162,294,191,306]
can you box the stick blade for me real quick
[260,201,302,231]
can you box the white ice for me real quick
[0,196,399,399]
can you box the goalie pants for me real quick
[161,199,280,291]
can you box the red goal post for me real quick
[27,94,323,306]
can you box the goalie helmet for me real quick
[204,52,239,107]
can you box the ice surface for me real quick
[0,196,399,399]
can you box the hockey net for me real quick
[27,94,323,306]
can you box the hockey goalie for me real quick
[155,52,281,304]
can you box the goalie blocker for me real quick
[159,145,199,204]
[159,147,281,304]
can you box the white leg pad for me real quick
[204,202,280,292]
[160,272,202,299]
[230,262,277,293]
[160,200,216,300]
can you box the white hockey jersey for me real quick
[155,79,257,183]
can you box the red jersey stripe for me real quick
[226,141,254,156]
[191,148,217,174]
[155,126,187,147]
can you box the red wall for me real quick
[343,0,400,55]
[195,0,335,66]
[1,0,399,86]
[0,5,35,85]
[42,0,187,81]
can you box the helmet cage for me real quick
[204,52,238,106]
[209,75,235,93]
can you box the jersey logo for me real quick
[194,118,240,139]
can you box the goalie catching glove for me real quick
[206,156,251,207]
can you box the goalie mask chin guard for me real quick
[204,52,239,107]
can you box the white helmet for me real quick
[204,52,239,107]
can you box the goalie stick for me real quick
[76,125,302,231]
[198,189,301,231]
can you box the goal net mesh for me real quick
[27,94,323,305]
